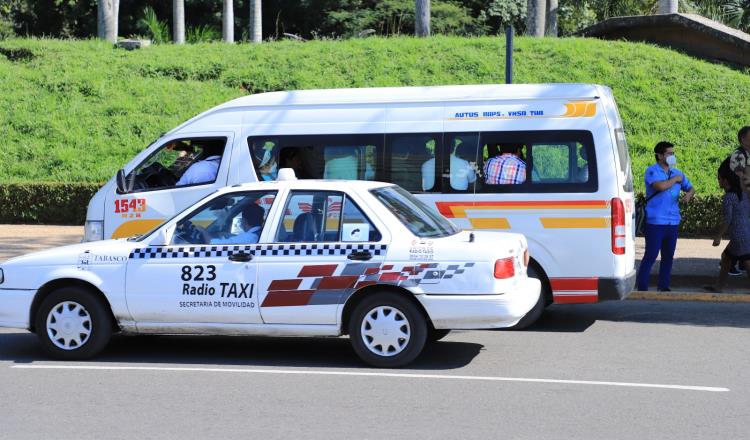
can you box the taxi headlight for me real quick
[83,220,104,242]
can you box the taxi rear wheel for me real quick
[348,292,427,368]
[35,287,113,360]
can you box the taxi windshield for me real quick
[371,185,459,238]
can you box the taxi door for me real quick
[106,133,235,240]
[125,191,276,325]
[258,190,386,325]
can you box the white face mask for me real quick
[666,155,677,167]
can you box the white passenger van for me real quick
[84,84,635,309]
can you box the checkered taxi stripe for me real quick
[129,243,388,260]
[262,262,476,307]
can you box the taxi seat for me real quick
[292,212,321,242]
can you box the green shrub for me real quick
[0,183,101,225]
[0,19,13,41]
[636,193,723,237]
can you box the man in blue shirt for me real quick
[211,203,265,245]
[636,141,696,291]
[176,145,223,186]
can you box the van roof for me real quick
[214,83,603,109]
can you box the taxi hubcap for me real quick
[46,301,92,350]
[361,306,410,357]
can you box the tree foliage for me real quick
[0,0,748,40]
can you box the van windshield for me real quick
[371,186,459,238]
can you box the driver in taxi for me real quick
[209,203,265,245]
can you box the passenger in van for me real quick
[575,147,589,183]
[450,142,477,191]
[484,144,526,185]
[280,147,313,179]
[176,144,223,186]
[210,203,265,245]
[324,148,358,180]
[258,148,279,181]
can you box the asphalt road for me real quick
[0,300,748,440]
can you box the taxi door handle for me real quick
[347,251,372,261]
[228,252,253,262]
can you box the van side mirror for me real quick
[116,169,128,193]
[149,225,174,246]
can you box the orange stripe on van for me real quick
[539,217,610,229]
[112,219,165,239]
[435,200,608,218]
[469,218,510,229]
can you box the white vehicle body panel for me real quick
[1,180,540,336]
[85,83,634,304]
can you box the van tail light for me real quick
[523,248,529,267]
[494,257,515,279]
[611,197,626,255]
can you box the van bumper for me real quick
[598,270,636,301]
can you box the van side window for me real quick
[248,135,382,182]
[124,137,227,193]
[386,133,440,192]
[476,131,596,193]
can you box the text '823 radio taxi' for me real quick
[0,170,540,367]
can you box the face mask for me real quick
[666,155,677,167]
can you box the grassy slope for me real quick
[1,36,748,194]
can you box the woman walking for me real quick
[705,159,750,292]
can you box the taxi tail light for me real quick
[611,197,626,255]
[494,257,515,279]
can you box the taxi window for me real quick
[275,191,380,243]
[371,185,459,238]
[171,191,276,245]
[341,196,382,242]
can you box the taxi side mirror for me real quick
[149,225,174,246]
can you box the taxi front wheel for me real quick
[348,292,427,368]
[35,287,113,360]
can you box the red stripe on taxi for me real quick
[298,265,337,277]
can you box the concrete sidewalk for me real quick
[0,224,748,297]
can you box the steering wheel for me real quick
[174,222,210,245]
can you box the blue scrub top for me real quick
[644,163,693,225]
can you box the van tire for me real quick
[35,287,113,360]
[348,292,427,368]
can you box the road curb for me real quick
[628,291,750,303]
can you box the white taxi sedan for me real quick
[0,172,540,367]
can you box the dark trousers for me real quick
[637,223,679,291]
